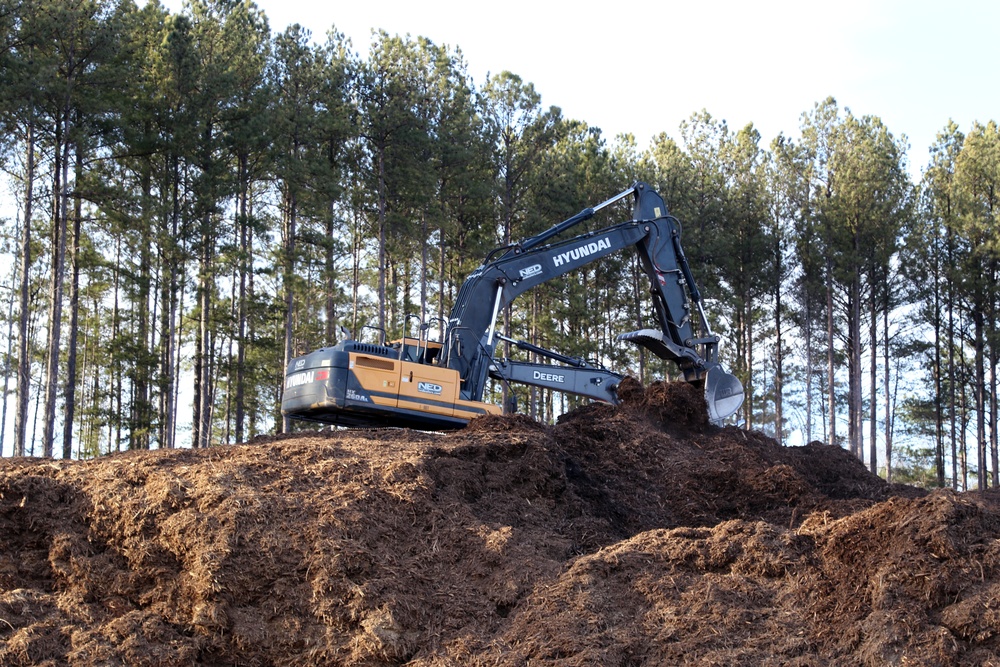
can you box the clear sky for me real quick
[157,0,1000,179]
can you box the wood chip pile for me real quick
[3,382,998,666]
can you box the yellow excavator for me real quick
[281,182,744,430]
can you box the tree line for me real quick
[0,0,997,489]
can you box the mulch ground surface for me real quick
[3,381,998,666]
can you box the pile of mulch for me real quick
[2,381,998,666]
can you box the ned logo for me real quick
[418,382,443,395]
[519,264,543,280]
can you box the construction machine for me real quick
[281,182,744,430]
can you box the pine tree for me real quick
[953,121,1000,489]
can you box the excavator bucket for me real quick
[703,365,744,424]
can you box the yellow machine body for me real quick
[281,338,500,430]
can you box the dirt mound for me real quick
[2,382,997,666]
[612,376,708,430]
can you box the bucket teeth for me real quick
[617,329,674,359]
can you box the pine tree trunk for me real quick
[869,287,877,475]
[165,165,180,450]
[804,284,813,444]
[1,223,18,456]
[974,306,986,491]
[991,259,999,489]
[933,245,944,486]
[62,142,84,458]
[826,277,837,448]
[158,156,175,449]
[948,301,956,488]
[377,149,387,333]
[947,224,957,489]
[246,209,257,440]
[848,273,862,460]
[420,213,429,324]
[438,226,446,331]
[172,263,184,449]
[352,213,361,336]
[14,116,36,458]
[961,351,969,491]
[281,188,298,433]
[325,201,336,342]
[991,336,999,489]
[80,301,96,456]
[744,303,753,431]
[225,268,236,445]
[112,236,122,452]
[132,141,152,451]
[193,294,203,449]
[205,324,216,446]
[773,281,783,445]
[42,117,71,457]
[235,167,249,445]
[884,302,893,483]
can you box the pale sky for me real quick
[157,0,1000,179]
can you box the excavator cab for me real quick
[391,337,442,365]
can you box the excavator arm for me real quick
[487,333,623,404]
